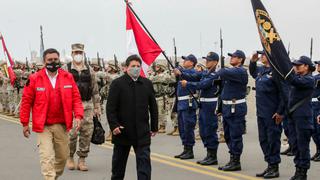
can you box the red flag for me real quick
[126,5,162,77]
[0,33,16,86]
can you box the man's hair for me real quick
[125,54,142,66]
[43,48,60,60]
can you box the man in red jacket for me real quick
[20,48,84,180]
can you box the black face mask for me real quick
[46,61,60,72]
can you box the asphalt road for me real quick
[1,92,320,180]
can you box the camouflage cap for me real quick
[71,43,85,52]
[107,60,116,69]
[90,58,99,66]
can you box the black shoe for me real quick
[197,156,209,164]
[281,146,291,155]
[311,150,320,161]
[313,154,320,162]
[180,146,194,160]
[219,155,241,171]
[174,147,187,158]
[264,164,279,179]
[256,166,270,177]
[199,149,218,166]
[218,155,233,170]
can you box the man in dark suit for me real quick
[107,54,158,180]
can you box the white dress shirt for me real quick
[45,69,59,88]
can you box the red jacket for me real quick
[20,68,84,132]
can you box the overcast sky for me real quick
[0,0,320,61]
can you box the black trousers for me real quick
[111,144,151,180]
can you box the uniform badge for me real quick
[36,87,45,91]
[64,85,72,89]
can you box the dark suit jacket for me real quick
[107,73,158,146]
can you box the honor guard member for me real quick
[216,50,248,171]
[249,51,284,178]
[173,54,198,160]
[179,52,221,166]
[310,61,320,161]
[149,61,176,133]
[287,56,315,180]
[64,43,101,171]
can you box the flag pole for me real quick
[125,0,174,69]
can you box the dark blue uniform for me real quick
[217,66,248,157]
[287,73,315,169]
[181,70,220,150]
[249,61,283,166]
[177,68,198,147]
[311,74,320,150]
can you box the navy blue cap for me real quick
[292,56,315,71]
[228,50,246,60]
[202,52,219,61]
[182,54,197,65]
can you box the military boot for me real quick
[219,155,241,171]
[256,166,270,177]
[290,167,307,180]
[167,126,177,136]
[158,125,166,133]
[311,149,320,161]
[180,146,194,160]
[199,149,218,166]
[172,127,180,136]
[280,146,292,155]
[264,164,279,179]
[66,157,75,170]
[218,155,233,170]
[105,131,112,141]
[174,146,187,158]
[77,158,88,171]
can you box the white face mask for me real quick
[73,54,84,63]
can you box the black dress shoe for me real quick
[311,150,320,161]
[264,164,279,179]
[219,155,241,171]
[290,167,307,180]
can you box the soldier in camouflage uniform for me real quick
[104,60,121,141]
[64,43,101,171]
[14,69,31,118]
[13,63,23,117]
[90,58,107,113]
[149,61,176,133]
[0,69,4,113]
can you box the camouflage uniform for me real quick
[104,61,121,141]
[0,74,3,113]
[63,44,101,171]
[13,69,23,117]
[149,62,176,133]
[14,71,31,117]
[1,77,9,113]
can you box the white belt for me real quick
[200,97,218,102]
[178,95,197,101]
[312,98,319,102]
[223,99,246,105]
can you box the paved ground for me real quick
[1,90,320,180]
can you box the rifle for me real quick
[310,38,313,60]
[97,52,102,70]
[220,28,225,68]
[25,57,30,72]
[102,58,106,72]
[114,54,120,73]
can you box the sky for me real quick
[0,0,320,62]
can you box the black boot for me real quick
[180,146,194,160]
[290,167,307,180]
[311,149,320,161]
[256,166,270,177]
[264,164,280,179]
[199,149,218,166]
[218,155,241,171]
[280,146,291,155]
[174,146,187,158]
[218,155,233,170]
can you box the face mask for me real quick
[46,61,60,73]
[128,67,141,79]
[74,54,84,63]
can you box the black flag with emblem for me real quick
[251,0,293,79]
